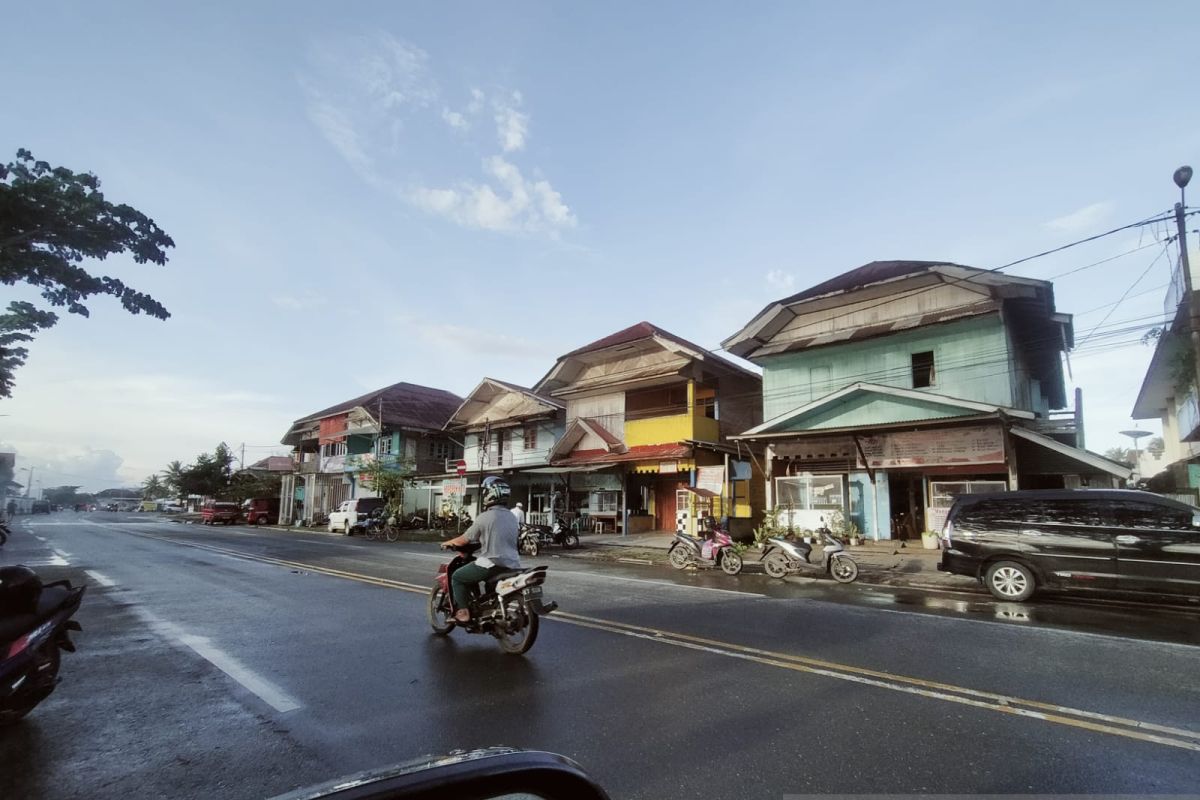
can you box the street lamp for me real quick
[1119,429,1152,483]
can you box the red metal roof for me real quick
[553,443,692,466]
[556,321,759,378]
[293,381,463,431]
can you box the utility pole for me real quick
[1173,166,1200,409]
[240,443,246,472]
[24,466,33,498]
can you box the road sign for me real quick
[456,459,467,476]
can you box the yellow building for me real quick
[534,322,764,537]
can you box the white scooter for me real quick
[759,523,859,583]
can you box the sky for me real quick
[1,1,1198,491]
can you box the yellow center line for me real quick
[113,526,1200,753]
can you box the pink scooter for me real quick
[667,517,744,575]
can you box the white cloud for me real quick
[766,269,796,292]
[408,156,575,234]
[1045,201,1114,234]
[493,92,529,152]
[1,442,129,491]
[467,88,485,114]
[272,291,325,311]
[302,36,574,236]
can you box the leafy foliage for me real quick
[160,444,237,500]
[355,454,416,518]
[1103,447,1135,468]
[1147,437,1165,458]
[0,149,175,397]
[141,473,170,500]
[43,485,88,506]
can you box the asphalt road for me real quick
[2,512,1199,799]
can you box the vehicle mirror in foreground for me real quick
[268,748,611,800]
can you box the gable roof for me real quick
[723,260,1056,359]
[247,456,295,473]
[537,321,760,392]
[735,382,1035,438]
[284,381,463,445]
[445,377,564,430]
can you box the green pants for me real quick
[451,563,506,610]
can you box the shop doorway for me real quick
[889,472,925,541]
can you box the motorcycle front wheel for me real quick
[384,524,400,542]
[561,532,579,549]
[523,538,540,557]
[496,599,539,655]
[668,545,689,570]
[428,586,455,635]
[720,549,744,576]
[831,555,859,583]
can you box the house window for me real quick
[377,436,393,455]
[523,425,538,451]
[911,351,935,388]
[321,441,347,458]
[428,440,451,461]
[594,491,619,514]
[626,385,688,420]
[695,387,718,419]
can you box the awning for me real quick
[521,465,610,474]
[684,487,719,498]
[1008,427,1132,479]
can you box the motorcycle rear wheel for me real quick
[0,644,60,726]
[523,538,539,557]
[668,545,689,570]
[384,524,400,542]
[720,549,744,576]
[831,555,859,584]
[496,599,539,655]
[763,552,789,579]
[428,586,455,635]
[561,532,579,549]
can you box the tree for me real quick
[1103,447,1135,467]
[0,149,175,397]
[43,485,84,506]
[163,460,187,499]
[141,473,169,500]
[1147,437,1165,458]
[226,472,282,503]
[356,454,416,518]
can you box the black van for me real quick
[938,489,1200,602]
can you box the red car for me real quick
[200,501,240,526]
[242,498,280,525]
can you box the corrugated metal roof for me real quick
[293,382,463,431]
[556,321,759,379]
[553,443,692,466]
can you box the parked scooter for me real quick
[518,522,580,556]
[428,542,557,655]
[0,520,8,547]
[759,519,859,583]
[668,517,743,575]
[0,566,86,725]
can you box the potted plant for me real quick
[921,529,940,550]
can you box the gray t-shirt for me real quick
[464,506,521,569]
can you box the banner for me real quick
[696,465,726,495]
[856,425,1004,469]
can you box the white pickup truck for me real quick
[327,497,387,534]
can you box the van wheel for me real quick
[985,560,1036,602]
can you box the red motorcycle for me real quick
[428,543,557,655]
[668,517,744,575]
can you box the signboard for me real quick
[696,465,726,495]
[856,426,1004,470]
[658,461,678,474]
[320,454,346,473]
[442,479,465,497]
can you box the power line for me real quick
[1078,245,1171,347]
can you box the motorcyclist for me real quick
[440,476,521,623]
